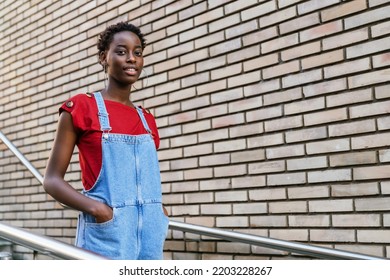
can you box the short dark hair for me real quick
[97,22,146,56]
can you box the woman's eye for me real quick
[117,50,126,55]
[135,51,143,57]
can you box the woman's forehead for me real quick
[110,31,142,47]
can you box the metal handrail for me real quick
[0,130,387,260]
[0,131,43,184]
[0,222,108,260]
[169,220,385,260]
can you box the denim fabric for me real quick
[75,92,169,260]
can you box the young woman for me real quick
[43,22,169,260]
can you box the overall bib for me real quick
[75,92,169,260]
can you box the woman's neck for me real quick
[100,85,133,107]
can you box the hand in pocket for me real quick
[95,203,113,223]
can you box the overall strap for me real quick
[93,92,111,132]
[136,106,152,135]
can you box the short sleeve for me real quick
[59,93,97,135]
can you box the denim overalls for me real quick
[75,92,169,260]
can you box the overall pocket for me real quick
[83,207,121,258]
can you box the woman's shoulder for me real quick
[60,92,96,114]
[68,92,95,103]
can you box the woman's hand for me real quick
[94,203,113,223]
[44,112,114,224]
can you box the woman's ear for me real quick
[98,51,107,68]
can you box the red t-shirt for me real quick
[60,93,160,191]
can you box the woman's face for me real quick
[104,31,144,86]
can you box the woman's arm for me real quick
[43,111,112,223]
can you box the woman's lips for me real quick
[124,67,137,75]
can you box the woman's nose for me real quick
[126,53,136,62]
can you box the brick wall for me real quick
[0,0,389,260]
